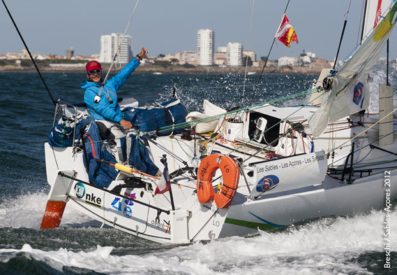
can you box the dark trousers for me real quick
[95,121,117,146]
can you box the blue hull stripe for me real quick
[249,211,283,228]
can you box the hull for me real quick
[44,139,397,243]
[221,171,396,237]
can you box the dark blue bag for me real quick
[122,107,158,135]
[48,115,88,148]
[148,107,173,136]
[161,99,188,134]
[128,134,159,176]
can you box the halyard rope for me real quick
[86,0,140,130]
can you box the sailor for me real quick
[82,47,148,142]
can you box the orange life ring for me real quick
[197,154,240,209]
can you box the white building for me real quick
[218,46,227,53]
[179,51,197,65]
[197,29,214,66]
[299,50,316,65]
[6,49,40,59]
[243,51,256,63]
[304,51,316,62]
[99,33,132,64]
[278,56,299,67]
[227,42,243,66]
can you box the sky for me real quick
[1,0,397,61]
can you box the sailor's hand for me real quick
[138,47,148,59]
[120,119,132,130]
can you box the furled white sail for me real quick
[308,1,397,137]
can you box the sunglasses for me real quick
[88,69,102,75]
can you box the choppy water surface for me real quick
[0,66,396,274]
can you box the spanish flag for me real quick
[275,14,298,48]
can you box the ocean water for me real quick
[0,67,396,275]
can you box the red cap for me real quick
[86,61,102,72]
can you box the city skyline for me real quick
[1,0,397,61]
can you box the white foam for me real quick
[0,192,91,229]
[0,209,395,274]
[368,62,397,113]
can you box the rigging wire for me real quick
[177,79,313,91]
[241,0,255,106]
[2,0,56,106]
[102,0,140,85]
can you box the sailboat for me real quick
[41,0,397,244]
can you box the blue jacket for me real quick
[82,57,140,123]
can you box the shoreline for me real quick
[0,64,327,75]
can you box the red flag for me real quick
[154,161,171,195]
[275,14,298,48]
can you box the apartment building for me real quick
[197,29,214,66]
[99,33,132,64]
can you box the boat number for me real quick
[111,197,133,218]
[151,219,171,234]
[213,220,220,227]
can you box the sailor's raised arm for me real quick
[110,47,149,90]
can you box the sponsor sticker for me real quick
[352,82,364,107]
[74,182,85,198]
[256,175,280,192]
[85,193,102,208]
[111,197,134,218]
[124,206,132,218]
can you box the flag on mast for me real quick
[154,161,171,195]
[275,14,298,48]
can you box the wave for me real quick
[0,192,91,229]
[0,206,395,274]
